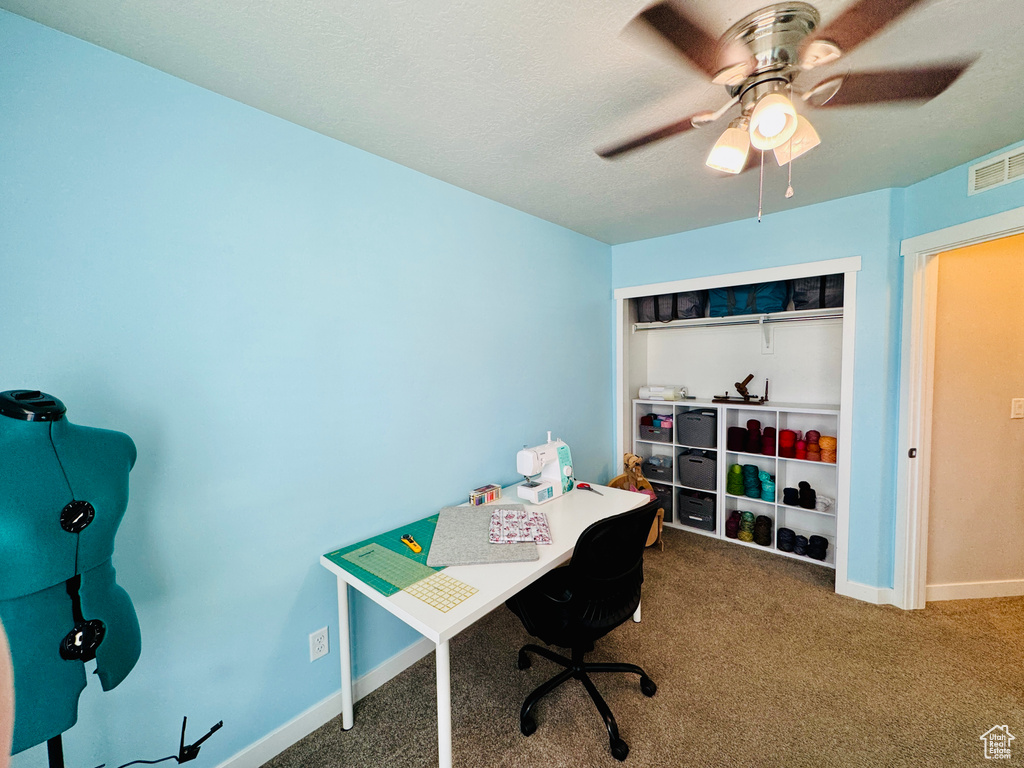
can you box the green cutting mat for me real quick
[324,514,442,596]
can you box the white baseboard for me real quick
[926,578,1024,602]
[214,637,434,768]
[835,579,896,606]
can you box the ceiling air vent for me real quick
[968,147,1024,195]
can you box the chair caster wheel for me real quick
[517,650,531,670]
[640,677,657,697]
[520,715,537,736]
[610,738,629,761]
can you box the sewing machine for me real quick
[516,432,575,505]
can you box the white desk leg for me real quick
[336,577,354,730]
[436,639,453,768]
[633,598,642,623]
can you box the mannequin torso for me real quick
[0,391,141,754]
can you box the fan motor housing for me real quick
[716,2,820,93]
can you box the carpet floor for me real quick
[264,527,1024,767]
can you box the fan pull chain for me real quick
[785,134,795,198]
[757,150,764,222]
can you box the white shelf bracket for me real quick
[760,315,774,354]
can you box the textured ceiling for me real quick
[2,0,1021,244]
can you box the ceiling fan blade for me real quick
[808,62,972,107]
[637,2,721,78]
[596,116,699,159]
[809,0,927,55]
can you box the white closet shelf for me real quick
[633,306,842,333]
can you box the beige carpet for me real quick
[264,527,1024,767]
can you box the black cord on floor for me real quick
[92,756,177,768]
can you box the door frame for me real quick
[895,205,1024,609]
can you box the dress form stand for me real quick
[0,390,141,765]
[47,736,65,768]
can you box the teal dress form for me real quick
[0,391,141,753]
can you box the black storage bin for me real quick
[651,482,673,523]
[677,489,715,531]
[791,274,844,310]
[636,294,676,323]
[674,290,707,319]
[675,408,717,448]
[642,457,673,482]
[639,425,672,443]
[677,449,717,490]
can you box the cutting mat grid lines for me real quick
[340,543,477,612]
[405,571,478,613]
[341,543,436,590]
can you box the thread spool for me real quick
[727,427,748,452]
[746,420,762,455]
[725,510,741,538]
[777,527,796,552]
[799,481,817,509]
[752,515,773,546]
[807,535,829,561]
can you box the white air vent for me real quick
[968,147,1024,195]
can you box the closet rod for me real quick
[632,307,843,333]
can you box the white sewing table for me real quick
[319,483,647,768]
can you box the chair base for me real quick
[516,643,656,762]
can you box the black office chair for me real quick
[505,500,659,761]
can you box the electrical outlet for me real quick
[309,627,329,662]
[1011,398,1024,419]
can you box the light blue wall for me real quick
[1,11,613,767]
[905,139,1024,239]
[613,190,905,588]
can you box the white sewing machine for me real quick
[516,432,574,505]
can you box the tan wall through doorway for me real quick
[927,233,1024,597]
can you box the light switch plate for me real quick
[1011,398,1024,419]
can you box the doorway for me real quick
[926,235,1024,599]
[896,206,1024,609]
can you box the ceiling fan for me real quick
[596,0,974,175]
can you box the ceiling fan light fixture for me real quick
[706,119,750,174]
[749,92,798,150]
[773,115,821,166]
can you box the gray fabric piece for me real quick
[426,505,539,566]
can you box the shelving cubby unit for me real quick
[633,399,839,568]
